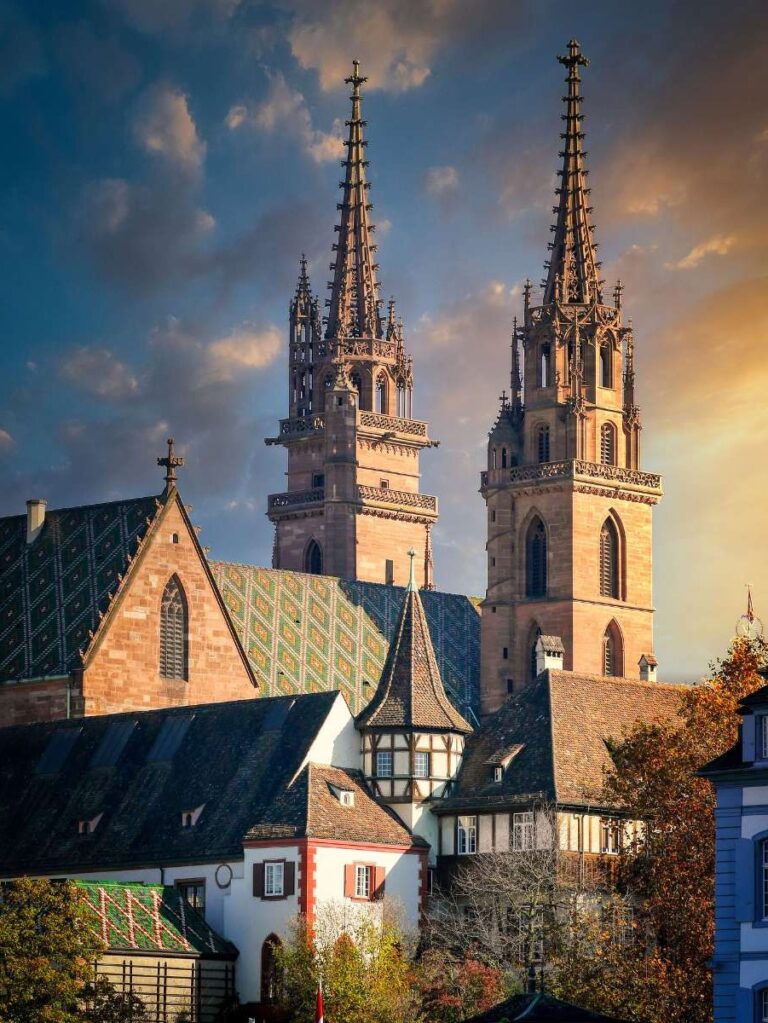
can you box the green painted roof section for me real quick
[209,564,481,716]
[76,881,236,957]
[0,496,162,682]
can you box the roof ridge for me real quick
[547,669,686,693]
[0,493,162,524]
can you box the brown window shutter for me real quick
[253,862,265,898]
[284,861,295,897]
[373,866,386,901]
[343,864,355,898]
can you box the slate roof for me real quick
[0,691,346,874]
[209,562,480,716]
[77,881,236,958]
[356,585,471,733]
[463,991,629,1022]
[437,670,684,812]
[0,495,162,682]
[246,763,425,847]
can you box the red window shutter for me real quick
[373,866,386,901]
[253,862,265,898]
[344,864,355,898]
[284,861,295,897]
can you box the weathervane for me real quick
[157,438,184,490]
[735,586,764,642]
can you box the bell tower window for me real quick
[599,517,621,599]
[304,540,323,575]
[537,425,550,464]
[376,373,388,414]
[599,343,612,388]
[540,344,551,387]
[160,576,188,680]
[601,422,616,466]
[602,621,623,677]
[525,518,547,599]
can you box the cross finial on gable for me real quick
[158,438,184,491]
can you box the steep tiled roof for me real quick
[77,881,235,958]
[0,495,163,682]
[246,763,424,847]
[209,562,480,716]
[356,585,471,732]
[0,691,341,874]
[439,670,684,811]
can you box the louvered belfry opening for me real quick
[600,422,616,465]
[526,518,547,598]
[599,518,619,599]
[160,575,188,680]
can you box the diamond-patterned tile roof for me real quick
[0,496,162,682]
[77,881,235,957]
[209,563,481,717]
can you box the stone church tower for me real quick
[480,41,663,715]
[266,62,438,587]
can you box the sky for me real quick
[0,0,766,682]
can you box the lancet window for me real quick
[599,518,620,599]
[525,519,547,599]
[160,576,188,680]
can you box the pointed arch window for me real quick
[525,518,547,599]
[599,343,612,388]
[540,344,551,388]
[396,381,406,418]
[261,934,284,1005]
[602,622,623,677]
[600,518,620,599]
[376,373,388,414]
[501,447,508,469]
[537,425,550,464]
[160,576,188,680]
[601,422,616,466]
[304,540,323,576]
[350,372,362,408]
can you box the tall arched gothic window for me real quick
[304,540,323,576]
[261,935,283,1005]
[599,518,620,599]
[540,344,551,387]
[601,422,616,466]
[525,518,547,599]
[396,381,406,418]
[599,343,612,388]
[602,621,623,677]
[537,425,550,464]
[376,373,388,414]
[160,576,188,680]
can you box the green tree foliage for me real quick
[0,877,103,1023]
[553,637,767,1023]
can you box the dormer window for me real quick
[330,784,355,807]
[493,766,503,783]
[181,804,205,828]
[78,813,103,835]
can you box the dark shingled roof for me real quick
[463,991,629,1022]
[246,763,425,847]
[0,691,346,875]
[77,881,236,958]
[0,495,162,683]
[356,585,471,733]
[438,670,684,811]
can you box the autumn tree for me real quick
[275,900,421,1023]
[553,637,767,1023]
[415,948,506,1023]
[79,977,152,1023]
[0,876,103,1023]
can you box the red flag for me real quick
[315,984,324,1023]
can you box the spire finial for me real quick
[406,548,417,592]
[157,438,184,490]
[614,279,623,310]
[543,40,601,306]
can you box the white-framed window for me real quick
[177,880,205,914]
[761,715,768,760]
[264,862,285,898]
[493,766,503,783]
[601,819,623,855]
[457,815,477,855]
[414,751,430,778]
[355,864,371,899]
[376,750,393,777]
[512,811,535,851]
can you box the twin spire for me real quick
[542,39,602,307]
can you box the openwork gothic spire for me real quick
[543,40,602,306]
[325,60,382,341]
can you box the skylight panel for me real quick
[90,720,137,769]
[146,714,193,763]
[35,728,82,775]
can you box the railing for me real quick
[481,460,661,491]
[358,411,428,437]
[357,485,437,512]
[268,488,324,510]
[278,414,325,437]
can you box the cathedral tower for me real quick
[480,41,663,715]
[266,61,438,587]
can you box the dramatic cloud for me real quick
[134,84,206,172]
[666,235,737,271]
[226,70,343,164]
[204,325,282,382]
[425,166,459,197]
[60,347,140,399]
[0,429,14,451]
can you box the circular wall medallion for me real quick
[215,863,233,889]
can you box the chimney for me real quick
[638,653,658,683]
[535,635,565,676]
[26,499,47,544]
